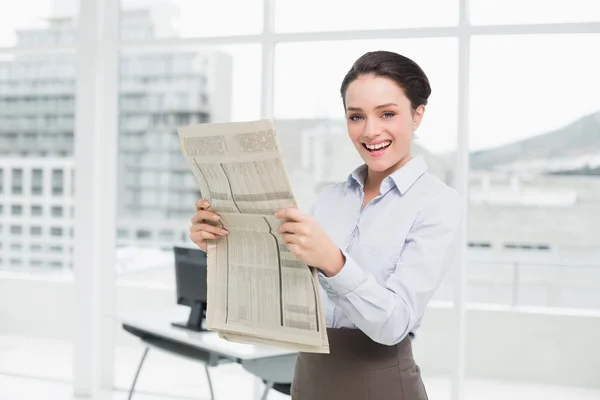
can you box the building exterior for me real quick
[0,7,232,269]
[0,159,74,270]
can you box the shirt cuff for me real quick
[318,250,366,295]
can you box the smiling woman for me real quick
[189,50,463,400]
[277,51,463,400]
[341,51,431,188]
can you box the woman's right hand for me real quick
[189,199,228,252]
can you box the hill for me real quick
[470,111,600,172]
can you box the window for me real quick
[51,169,64,195]
[50,227,63,237]
[504,243,552,251]
[49,245,63,253]
[11,204,22,216]
[275,0,458,33]
[470,0,600,25]
[31,169,43,195]
[118,44,260,223]
[136,229,151,239]
[11,168,23,194]
[30,226,42,236]
[468,34,600,309]
[0,0,69,47]
[469,242,492,249]
[120,0,263,40]
[274,39,458,209]
[31,205,43,216]
[51,206,63,217]
[10,225,22,235]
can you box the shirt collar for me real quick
[346,156,428,195]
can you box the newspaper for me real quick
[177,119,329,354]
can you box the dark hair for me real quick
[340,50,431,110]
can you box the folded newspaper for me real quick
[177,119,329,353]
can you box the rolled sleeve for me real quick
[318,250,367,295]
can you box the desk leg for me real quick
[261,381,274,400]
[205,364,215,400]
[128,346,149,400]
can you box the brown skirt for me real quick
[291,328,428,400]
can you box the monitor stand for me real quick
[172,301,207,331]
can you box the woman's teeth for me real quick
[364,141,391,151]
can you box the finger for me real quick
[277,221,304,235]
[285,242,302,256]
[191,210,221,224]
[190,230,218,244]
[195,199,211,211]
[274,208,307,222]
[190,223,228,236]
[281,233,304,246]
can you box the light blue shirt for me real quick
[311,156,463,346]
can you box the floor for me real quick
[2,335,600,400]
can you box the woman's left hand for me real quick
[275,208,345,277]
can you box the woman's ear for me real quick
[412,105,425,131]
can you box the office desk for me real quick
[121,311,297,400]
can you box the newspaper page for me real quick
[177,119,329,354]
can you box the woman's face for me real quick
[344,73,424,178]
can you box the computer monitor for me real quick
[171,246,208,331]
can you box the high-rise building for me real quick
[0,4,232,269]
[0,159,74,270]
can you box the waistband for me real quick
[322,328,415,370]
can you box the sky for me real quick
[0,0,599,154]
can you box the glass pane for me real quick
[274,39,458,398]
[275,0,459,33]
[117,44,260,250]
[470,0,600,25]
[275,39,458,209]
[468,36,600,398]
[114,44,261,394]
[120,0,263,40]
[469,34,600,309]
[0,0,77,47]
[0,49,75,384]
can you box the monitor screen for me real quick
[172,246,208,331]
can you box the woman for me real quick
[190,50,462,400]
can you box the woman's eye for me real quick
[382,112,395,118]
[349,115,363,121]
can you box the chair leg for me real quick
[205,364,215,400]
[261,381,274,400]
[128,346,150,400]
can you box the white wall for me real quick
[1,275,599,389]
